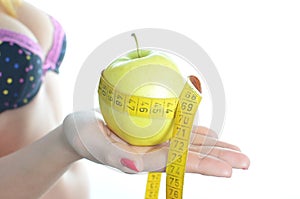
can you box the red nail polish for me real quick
[120,158,139,172]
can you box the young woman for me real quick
[0,1,90,198]
[0,1,250,198]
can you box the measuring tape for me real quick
[144,76,202,199]
[98,75,202,199]
[98,76,179,119]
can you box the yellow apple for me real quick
[99,46,185,146]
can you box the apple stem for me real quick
[131,33,141,58]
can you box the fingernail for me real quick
[120,158,139,172]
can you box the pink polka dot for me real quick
[0,72,2,77]
[32,84,35,88]
[25,68,30,72]
[18,49,23,54]
[9,42,14,46]
[19,78,24,83]
[4,102,9,107]
[29,65,34,70]
[13,104,18,108]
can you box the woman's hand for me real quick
[184,126,250,177]
[63,110,250,177]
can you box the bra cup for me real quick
[0,14,66,112]
[0,42,43,111]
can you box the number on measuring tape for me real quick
[99,76,178,119]
[145,173,162,199]
[145,81,201,199]
[98,76,202,199]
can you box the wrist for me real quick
[49,125,82,165]
[53,124,83,163]
[62,113,99,162]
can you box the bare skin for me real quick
[0,2,90,199]
[0,1,250,199]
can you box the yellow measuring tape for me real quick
[99,75,202,199]
[98,77,179,119]
[144,76,202,199]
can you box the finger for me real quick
[105,129,169,155]
[103,123,169,153]
[103,124,128,145]
[102,140,145,174]
[104,137,169,173]
[189,145,250,169]
[192,126,218,138]
[190,134,241,151]
[185,151,232,177]
[100,122,170,173]
[140,146,169,172]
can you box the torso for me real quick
[0,2,90,199]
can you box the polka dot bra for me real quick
[0,16,66,112]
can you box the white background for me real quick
[28,0,300,198]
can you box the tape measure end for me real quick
[189,75,202,93]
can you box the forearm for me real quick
[0,125,82,199]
